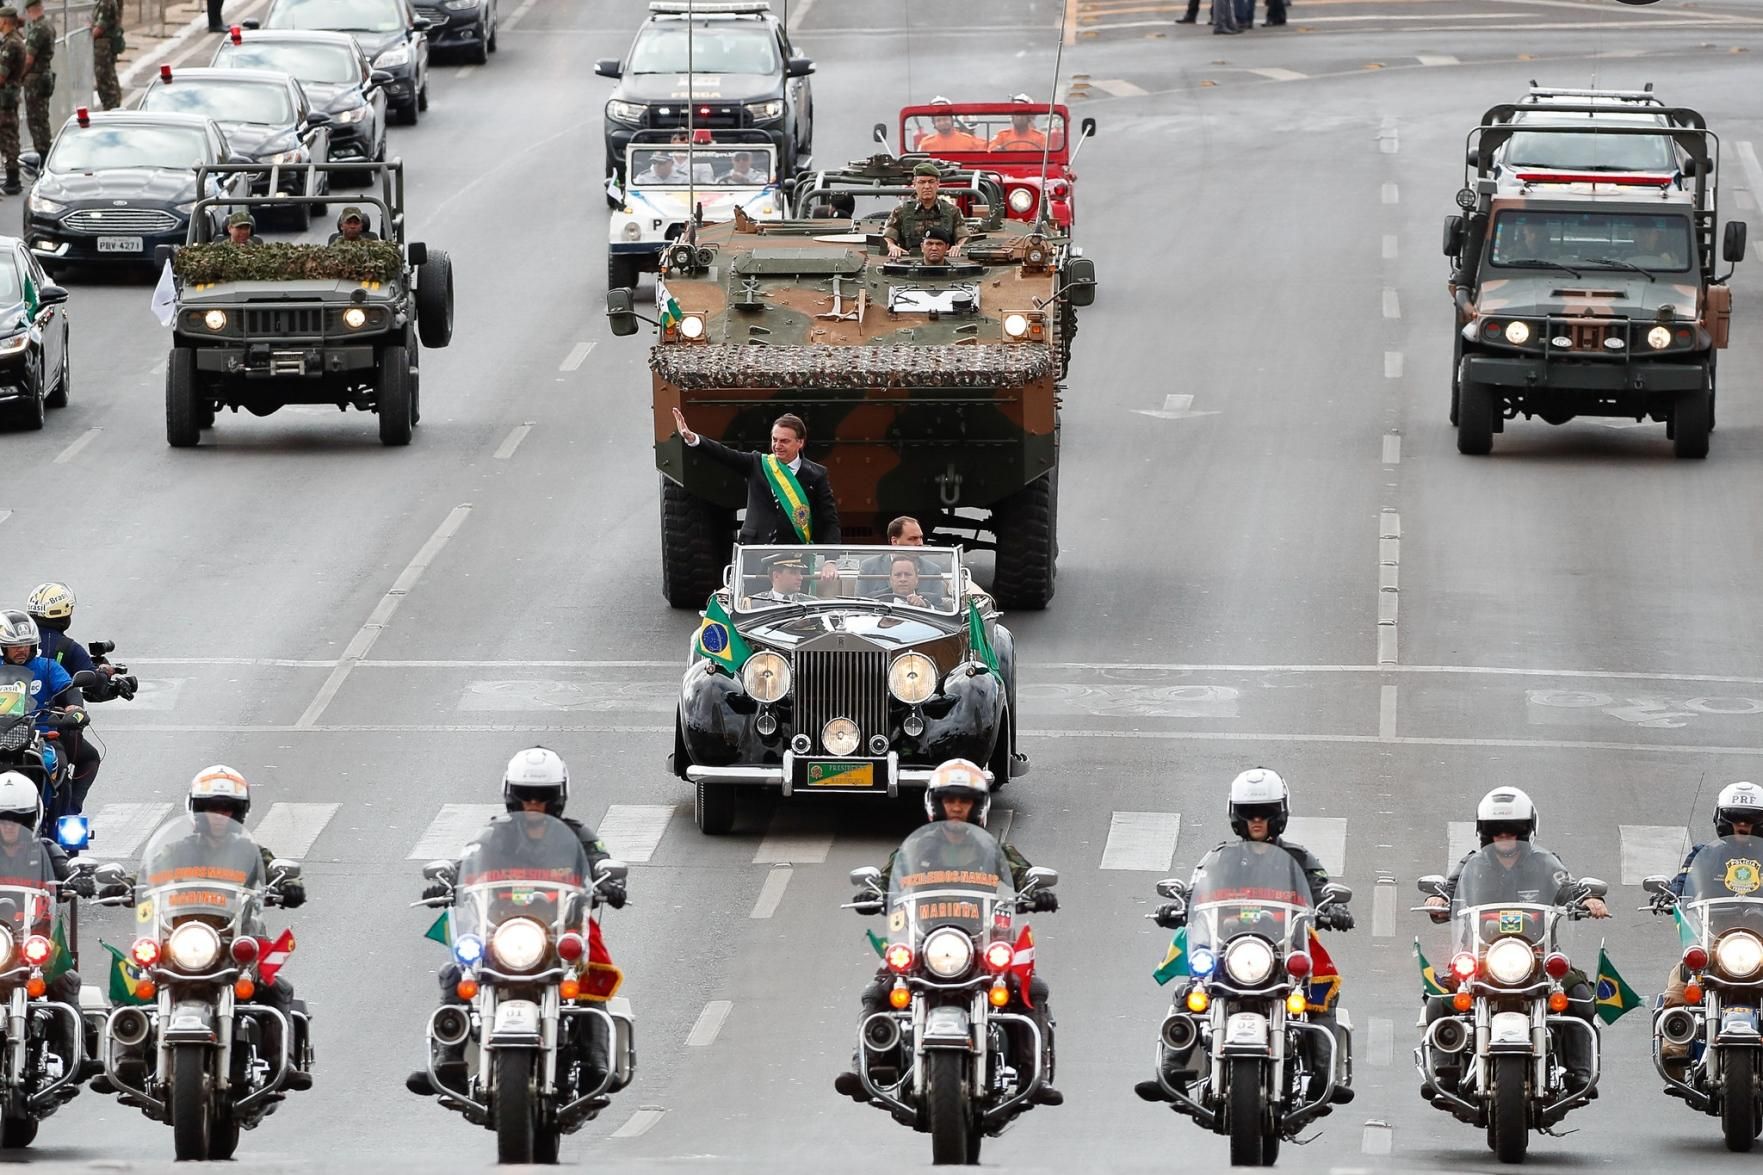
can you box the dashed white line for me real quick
[454,65,476,79]
[685,1000,733,1046]
[0,510,12,528]
[559,341,596,371]
[1362,1122,1395,1156]
[1377,499,1400,663]
[1416,53,1459,66]
[1089,78,1147,97]
[1381,433,1401,465]
[494,423,533,460]
[1377,116,1399,155]
[753,808,833,864]
[1619,824,1690,886]
[500,0,542,31]
[1368,1015,1394,1065]
[408,803,502,861]
[1381,182,1399,205]
[1382,288,1401,320]
[52,428,101,464]
[1382,234,1398,260]
[1384,351,1404,379]
[85,802,175,859]
[1241,67,1307,82]
[1372,875,1396,936]
[1379,685,1398,741]
[597,803,675,864]
[610,1107,667,1139]
[749,866,792,919]
[1099,812,1181,872]
[251,802,340,860]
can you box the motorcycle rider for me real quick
[25,584,135,820]
[1136,768,1356,1106]
[405,747,626,1097]
[1421,787,1608,1095]
[0,610,85,809]
[0,770,95,1068]
[834,758,1063,1106]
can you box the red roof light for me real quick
[75,106,89,126]
[1514,171,1672,188]
[230,24,242,42]
[160,64,172,82]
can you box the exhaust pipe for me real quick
[1660,1007,1700,1047]
[861,1014,901,1054]
[1160,1012,1198,1053]
[430,1006,471,1047]
[110,1008,152,1048]
[1426,1017,1470,1054]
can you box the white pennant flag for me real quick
[149,259,176,327]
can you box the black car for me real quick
[0,236,69,429]
[596,1,813,192]
[255,0,431,125]
[210,29,390,168]
[21,110,249,276]
[409,0,494,64]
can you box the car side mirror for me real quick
[594,859,629,883]
[1724,220,1748,264]
[786,55,814,78]
[241,17,260,27]
[1080,116,1096,139]
[607,286,639,336]
[1322,882,1353,904]
[1416,873,1446,894]
[155,243,176,265]
[594,57,621,79]
[68,669,100,688]
[871,122,888,146]
[67,858,97,876]
[1443,213,1465,258]
[370,69,394,86]
[1064,255,1095,307]
[1579,877,1608,899]
[18,149,38,175]
[36,283,68,306]
[305,110,332,127]
[1154,878,1188,900]
[407,241,427,266]
[1642,875,1671,896]
[95,861,129,886]
[1024,866,1058,891]
[1679,158,1700,177]
[411,15,433,30]
[849,866,881,888]
[421,859,455,881]
[269,858,302,880]
[1465,143,1479,166]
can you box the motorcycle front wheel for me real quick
[0,1114,38,1148]
[495,1048,536,1164]
[1723,1047,1759,1152]
[1488,1054,1528,1164]
[1228,1056,1266,1166]
[171,1043,212,1161]
[926,1050,971,1165]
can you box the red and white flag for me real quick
[257,929,296,985]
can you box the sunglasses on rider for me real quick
[1482,822,1530,839]
[1236,804,1282,822]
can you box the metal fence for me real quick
[48,0,96,129]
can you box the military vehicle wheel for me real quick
[608,255,641,292]
[416,251,454,349]
[166,348,201,448]
[991,474,1057,611]
[1455,379,1494,456]
[1673,384,1711,460]
[694,779,736,835]
[1449,335,1462,425]
[377,345,414,446]
[660,476,731,608]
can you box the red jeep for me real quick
[884,102,1096,229]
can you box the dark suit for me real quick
[690,436,841,544]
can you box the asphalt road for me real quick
[9,0,1763,1170]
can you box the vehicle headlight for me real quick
[1717,932,1763,980]
[27,194,65,216]
[745,99,783,121]
[923,927,974,978]
[822,717,861,756]
[679,314,705,340]
[741,650,791,703]
[1008,188,1035,213]
[174,200,197,214]
[335,104,370,124]
[0,926,13,963]
[1003,313,1029,339]
[607,100,645,124]
[621,222,642,241]
[0,333,31,355]
[1504,320,1531,345]
[442,0,478,8]
[342,306,368,329]
[1485,937,1535,986]
[888,652,937,704]
[1224,937,1276,985]
[1647,325,1672,350]
[268,148,306,164]
[375,43,412,68]
[204,309,227,331]
[166,923,222,971]
[490,918,548,972]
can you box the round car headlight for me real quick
[491,918,548,972]
[0,926,13,963]
[679,314,706,340]
[621,222,642,241]
[741,650,791,703]
[342,307,367,329]
[1647,325,1672,350]
[1007,188,1035,213]
[1223,937,1276,986]
[166,922,222,972]
[1485,937,1535,986]
[1504,320,1531,345]
[1717,932,1763,980]
[888,652,937,704]
[1003,313,1029,339]
[204,309,227,331]
[822,717,861,757]
[923,927,974,978]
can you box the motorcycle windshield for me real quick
[886,821,1011,939]
[1450,842,1571,950]
[137,813,266,935]
[453,813,593,945]
[0,666,33,750]
[1186,841,1314,954]
[1680,834,1763,941]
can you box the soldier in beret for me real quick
[225,210,260,246]
[0,6,25,195]
[881,160,970,260]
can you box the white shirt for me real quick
[684,433,799,473]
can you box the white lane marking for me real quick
[1133,393,1218,421]
[597,804,674,864]
[1377,627,1397,666]
[1372,875,1396,937]
[1620,824,1689,886]
[786,0,817,32]
[0,509,10,527]
[1379,685,1398,741]
[408,803,501,861]
[1381,511,1401,540]
[1284,817,1346,875]
[1362,1121,1395,1155]
[1381,433,1401,464]
[610,1107,667,1138]
[1099,812,1181,872]
[500,0,542,31]
[1416,53,1459,65]
[454,65,475,79]
[559,341,596,371]
[1241,67,1307,82]
[1738,142,1763,208]
[1384,351,1403,378]
[753,808,833,864]
[749,866,792,919]
[130,657,338,667]
[53,428,101,465]
[1369,1015,1394,1064]
[1379,512,1399,660]
[250,802,339,859]
[1447,821,1476,870]
[1382,288,1401,319]
[685,999,733,1046]
[85,802,174,859]
[297,503,472,728]
[1382,234,1399,260]
[1381,182,1399,205]
[493,423,533,460]
[1378,116,1399,155]
[1089,78,1147,97]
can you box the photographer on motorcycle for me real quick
[25,585,134,820]
[405,747,626,1098]
[0,610,85,803]
[834,758,1063,1107]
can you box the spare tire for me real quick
[415,249,454,349]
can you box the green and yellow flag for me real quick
[424,910,450,947]
[761,455,813,543]
[695,594,753,672]
[967,599,1000,674]
[866,929,888,959]
[43,916,72,984]
[656,276,683,331]
[22,270,38,318]
[1594,945,1643,1024]
[102,941,153,1006]
[1415,939,1451,997]
[1153,927,1187,986]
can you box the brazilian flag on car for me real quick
[696,595,753,671]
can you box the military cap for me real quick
[763,553,807,571]
[912,161,941,178]
[225,210,255,228]
[0,8,21,20]
[338,206,365,223]
[922,225,954,245]
[23,0,42,10]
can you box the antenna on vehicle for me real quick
[686,0,697,245]
[1685,770,1709,839]
[1034,0,1073,232]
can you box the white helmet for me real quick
[1715,782,1763,835]
[188,764,251,821]
[1010,93,1034,104]
[930,95,953,106]
[0,771,40,831]
[503,747,568,815]
[1228,768,1289,837]
[1475,787,1537,845]
[924,758,990,826]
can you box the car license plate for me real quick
[802,760,876,789]
[97,236,144,253]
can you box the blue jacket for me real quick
[38,630,97,678]
[19,656,76,728]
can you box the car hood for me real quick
[178,278,405,301]
[616,71,779,104]
[302,81,360,110]
[37,168,196,202]
[341,29,405,57]
[215,123,297,155]
[1477,273,1701,319]
[621,184,780,220]
[735,608,959,652]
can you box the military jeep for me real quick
[160,160,454,447]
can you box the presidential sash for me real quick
[762,454,813,543]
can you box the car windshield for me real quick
[0,259,21,304]
[627,21,779,74]
[905,111,1068,157]
[47,125,208,172]
[142,80,294,125]
[1507,115,1677,172]
[627,145,775,186]
[213,42,361,83]
[732,544,963,615]
[268,0,404,33]
[1488,209,1693,272]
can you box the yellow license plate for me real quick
[804,761,875,788]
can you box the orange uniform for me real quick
[917,129,987,153]
[990,126,1047,151]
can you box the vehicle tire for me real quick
[1723,1047,1758,1152]
[468,24,489,63]
[660,476,732,608]
[493,1047,535,1164]
[171,1042,212,1161]
[1449,334,1462,426]
[396,100,417,126]
[487,7,498,51]
[694,779,735,836]
[377,345,414,446]
[608,254,641,292]
[165,347,201,448]
[1488,1054,1528,1164]
[0,1115,37,1148]
[416,249,454,348]
[533,1123,560,1164]
[1227,1056,1265,1167]
[208,1108,241,1160]
[417,79,429,112]
[991,473,1056,611]
[1673,382,1711,460]
[926,1050,970,1166]
[966,1129,982,1163]
[16,367,43,430]
[1455,379,1495,456]
[44,346,68,409]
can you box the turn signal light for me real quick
[1285,991,1307,1015]
[1286,951,1312,979]
[136,979,157,1000]
[561,978,581,1001]
[984,942,1014,972]
[231,937,260,965]
[1452,992,1473,1012]
[24,977,44,998]
[557,932,586,964]
[884,944,913,973]
[1547,991,1568,1013]
[131,938,160,968]
[1185,989,1210,1014]
[22,936,51,967]
[233,977,255,1000]
[456,978,479,1000]
[1684,945,1709,972]
[1685,981,1704,1005]
[1543,952,1570,980]
[1450,952,1477,981]
[888,982,911,1010]
[989,981,1010,1007]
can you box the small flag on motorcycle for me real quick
[1153,928,1187,986]
[1594,943,1643,1024]
[425,910,450,946]
[866,929,887,959]
[102,941,154,1006]
[1414,939,1451,997]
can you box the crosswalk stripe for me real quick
[1283,817,1347,876]
[407,804,502,861]
[1099,812,1181,872]
[597,804,675,864]
[1446,821,1476,871]
[84,802,174,859]
[250,802,339,860]
[753,807,833,865]
[1088,77,1146,97]
[1619,824,1689,887]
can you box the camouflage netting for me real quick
[173,240,406,284]
[651,344,1055,389]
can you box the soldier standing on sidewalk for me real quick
[89,0,122,110]
[0,8,26,195]
[21,0,52,159]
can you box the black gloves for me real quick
[600,880,628,909]
[278,882,306,909]
[852,895,883,915]
[421,881,451,902]
[1153,903,1186,930]
[50,709,87,727]
[1320,905,1354,931]
[1029,890,1059,913]
[64,874,95,899]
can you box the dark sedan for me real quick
[210,29,390,169]
[256,0,431,125]
[0,236,69,429]
[410,0,494,64]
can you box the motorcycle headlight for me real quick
[607,100,645,124]
[1223,937,1276,986]
[745,99,783,121]
[28,194,66,216]
[491,918,548,972]
[822,717,861,757]
[888,652,936,704]
[1484,937,1535,986]
[166,922,222,971]
[1647,325,1673,351]
[375,43,412,68]
[923,927,973,978]
[0,333,31,355]
[334,104,370,124]
[741,650,791,703]
[1717,932,1763,980]
[1008,188,1035,214]
[1504,320,1531,345]
[0,926,13,963]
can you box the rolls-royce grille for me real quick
[63,208,178,234]
[243,307,324,336]
[795,649,889,753]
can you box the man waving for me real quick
[672,407,842,558]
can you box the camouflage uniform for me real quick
[881,195,970,252]
[0,10,25,193]
[21,5,52,157]
[88,0,122,110]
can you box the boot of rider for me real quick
[1028,982,1062,1106]
[835,979,891,1100]
[405,1039,466,1096]
[580,1015,614,1096]
[1559,1013,1596,1093]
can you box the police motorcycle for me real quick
[1413,845,1606,1164]
[92,813,312,1160]
[846,820,1058,1166]
[0,667,99,838]
[1147,846,1353,1166]
[416,812,634,1165]
[1645,833,1763,1151]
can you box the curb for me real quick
[116,0,271,88]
